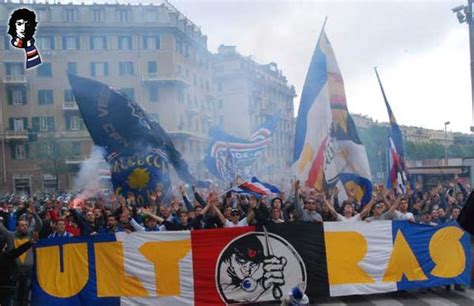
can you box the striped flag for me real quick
[374,68,410,194]
[229,178,281,198]
[292,24,372,204]
[250,177,281,194]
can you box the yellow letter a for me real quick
[383,230,427,282]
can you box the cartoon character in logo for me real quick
[216,231,306,304]
[8,8,42,69]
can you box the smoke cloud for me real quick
[72,146,111,207]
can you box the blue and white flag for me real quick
[292,26,372,204]
[204,117,278,182]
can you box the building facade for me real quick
[212,45,296,182]
[0,1,214,193]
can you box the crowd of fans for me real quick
[0,179,470,305]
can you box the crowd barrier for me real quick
[32,221,471,305]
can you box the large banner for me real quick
[33,221,471,305]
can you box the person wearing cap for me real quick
[213,200,255,228]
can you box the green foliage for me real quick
[357,125,389,181]
[31,133,75,188]
[405,141,474,160]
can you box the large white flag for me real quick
[293,27,372,204]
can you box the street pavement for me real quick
[315,286,474,305]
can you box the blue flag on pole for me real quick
[374,68,411,194]
[68,74,208,204]
[204,117,278,182]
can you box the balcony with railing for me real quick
[65,156,86,165]
[142,73,190,87]
[63,101,79,111]
[3,75,27,84]
[0,130,29,141]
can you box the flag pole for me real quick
[374,67,390,110]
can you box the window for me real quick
[144,10,155,22]
[62,36,79,50]
[42,174,57,191]
[37,63,52,77]
[91,8,104,23]
[68,115,81,131]
[37,9,50,22]
[36,36,54,50]
[64,89,75,102]
[118,9,129,22]
[72,142,81,156]
[7,88,27,105]
[90,62,109,77]
[13,177,31,192]
[38,90,54,105]
[118,36,132,50]
[64,9,77,22]
[147,61,157,74]
[32,117,54,132]
[143,36,160,50]
[14,144,26,160]
[119,62,134,76]
[10,118,27,131]
[5,62,24,76]
[67,62,77,75]
[149,86,159,102]
[120,88,135,100]
[90,36,107,50]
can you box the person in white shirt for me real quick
[386,197,415,222]
[213,199,255,228]
[326,194,376,222]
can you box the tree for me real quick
[31,133,76,191]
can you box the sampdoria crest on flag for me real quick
[205,117,278,181]
[293,25,372,204]
[68,74,208,204]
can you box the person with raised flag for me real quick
[292,20,372,206]
[374,67,411,194]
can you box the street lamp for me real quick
[451,2,474,132]
[444,121,451,164]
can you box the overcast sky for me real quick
[165,0,470,133]
[72,0,472,133]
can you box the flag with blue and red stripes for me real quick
[204,117,278,182]
[374,68,411,194]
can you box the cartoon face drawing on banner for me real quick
[7,8,42,69]
[216,231,307,304]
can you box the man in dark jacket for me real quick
[0,232,37,306]
[69,206,101,236]
[0,205,42,306]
